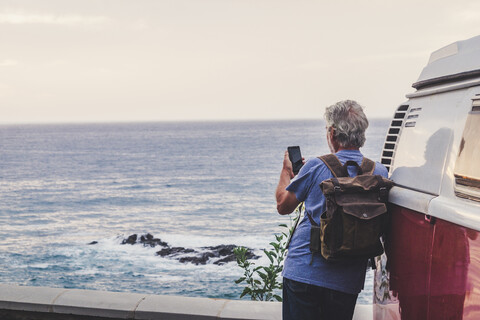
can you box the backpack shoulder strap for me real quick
[360,157,376,175]
[318,154,346,177]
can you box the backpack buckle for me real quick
[378,187,388,201]
[331,178,342,194]
[333,185,342,196]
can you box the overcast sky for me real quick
[1,0,479,123]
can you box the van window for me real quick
[454,104,480,201]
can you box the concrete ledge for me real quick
[134,294,227,319]
[52,288,146,319]
[0,284,371,319]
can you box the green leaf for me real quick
[240,287,251,299]
[273,295,283,302]
[235,277,246,284]
[257,271,267,280]
[270,242,280,250]
[264,251,274,264]
[253,266,263,272]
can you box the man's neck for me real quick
[335,147,360,152]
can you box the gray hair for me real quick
[324,100,369,148]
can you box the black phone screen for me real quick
[287,146,303,175]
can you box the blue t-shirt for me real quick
[282,149,389,294]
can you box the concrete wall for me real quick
[0,284,372,319]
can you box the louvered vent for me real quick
[404,107,422,128]
[381,104,409,172]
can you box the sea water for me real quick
[0,119,389,303]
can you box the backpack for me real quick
[307,154,393,262]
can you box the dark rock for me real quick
[156,247,195,257]
[157,244,260,265]
[212,246,259,265]
[146,233,155,240]
[88,241,98,245]
[140,233,168,247]
[120,233,260,266]
[203,245,237,257]
[121,234,137,245]
[218,245,236,256]
[245,250,259,260]
[213,255,236,265]
[121,233,168,247]
[179,252,216,265]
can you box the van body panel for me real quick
[388,186,435,215]
[463,235,480,319]
[428,196,480,233]
[430,218,478,320]
[380,204,433,319]
[389,90,462,195]
[376,205,480,320]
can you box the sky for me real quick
[1,0,480,123]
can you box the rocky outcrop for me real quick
[156,247,195,257]
[140,233,168,247]
[119,233,259,265]
[121,234,138,245]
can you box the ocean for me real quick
[0,119,389,303]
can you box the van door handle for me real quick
[425,215,436,225]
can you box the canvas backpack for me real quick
[307,154,394,262]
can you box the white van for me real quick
[374,35,480,320]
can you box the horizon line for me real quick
[0,116,392,126]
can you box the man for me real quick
[276,100,388,320]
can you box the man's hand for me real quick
[276,151,301,215]
[283,150,295,179]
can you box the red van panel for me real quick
[430,218,471,319]
[377,204,480,319]
[385,204,434,319]
[463,239,480,318]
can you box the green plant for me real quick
[234,203,303,301]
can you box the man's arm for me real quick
[276,151,300,215]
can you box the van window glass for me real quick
[454,109,480,201]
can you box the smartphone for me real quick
[287,146,303,175]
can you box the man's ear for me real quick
[327,127,340,153]
[327,127,336,142]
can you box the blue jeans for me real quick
[282,278,358,320]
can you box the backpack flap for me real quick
[341,202,387,220]
[320,174,393,221]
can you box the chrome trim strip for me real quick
[406,78,480,98]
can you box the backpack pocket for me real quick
[320,204,387,260]
[310,224,321,254]
[320,210,344,259]
[341,203,387,257]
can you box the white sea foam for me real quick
[16,263,51,269]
